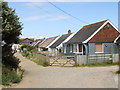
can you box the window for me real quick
[95,44,104,53]
[79,44,82,52]
[106,24,110,29]
[64,47,66,53]
[73,44,78,52]
[70,44,73,53]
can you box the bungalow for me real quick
[65,20,120,55]
[49,30,74,55]
[38,36,60,52]
[32,38,45,47]
[19,38,34,45]
[114,35,120,52]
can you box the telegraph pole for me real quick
[118,2,120,90]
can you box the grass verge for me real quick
[2,65,24,86]
[75,62,118,67]
[21,52,49,67]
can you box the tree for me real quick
[1,2,23,69]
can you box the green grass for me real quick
[77,62,118,67]
[21,52,30,57]
[21,52,49,67]
[2,66,23,86]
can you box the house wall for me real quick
[63,44,74,55]
[88,43,119,54]
[64,43,87,55]
[19,38,34,45]
[48,48,58,56]
[88,22,120,43]
[65,43,119,55]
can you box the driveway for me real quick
[11,52,118,88]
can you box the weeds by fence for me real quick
[22,52,119,67]
[32,52,50,66]
[75,53,119,65]
[21,52,50,67]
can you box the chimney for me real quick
[68,29,72,34]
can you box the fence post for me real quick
[74,54,77,66]
[104,53,105,62]
[86,54,89,64]
[95,54,97,63]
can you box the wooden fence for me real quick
[75,53,119,65]
[31,52,119,66]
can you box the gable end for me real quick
[88,22,120,43]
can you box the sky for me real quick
[8,2,118,39]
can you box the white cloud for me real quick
[47,15,70,21]
[24,14,70,21]
[24,2,44,7]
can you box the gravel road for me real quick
[11,52,118,88]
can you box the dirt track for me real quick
[11,52,118,88]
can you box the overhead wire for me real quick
[47,0,89,24]
[32,2,88,33]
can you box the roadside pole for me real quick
[118,1,120,90]
[118,46,120,89]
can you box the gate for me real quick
[50,55,76,67]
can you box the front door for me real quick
[79,44,82,52]
[79,44,86,55]
[83,45,86,55]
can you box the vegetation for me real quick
[2,65,24,85]
[116,70,120,74]
[21,52,49,67]
[28,54,49,67]
[77,62,118,67]
[41,47,48,51]
[2,2,23,85]
[21,44,49,67]
[21,44,37,53]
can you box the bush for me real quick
[2,55,20,70]
[106,60,113,64]
[21,44,37,52]
[2,65,22,85]
[41,47,48,51]
[22,53,30,57]
[42,61,49,67]
[116,70,120,74]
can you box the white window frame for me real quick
[73,44,83,54]
[70,44,73,53]
[64,47,66,53]
[95,43,104,53]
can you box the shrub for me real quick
[21,44,37,52]
[22,53,30,57]
[116,70,120,74]
[2,65,22,85]
[42,61,49,67]
[106,60,113,64]
[41,47,48,51]
[2,56,20,70]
